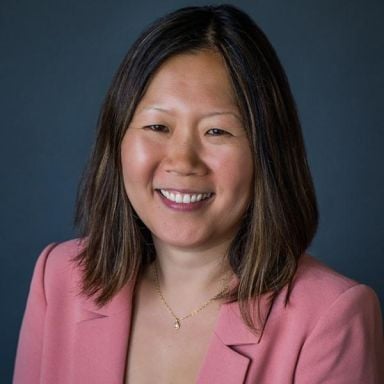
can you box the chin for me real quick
[152,232,214,251]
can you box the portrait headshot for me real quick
[1,1,383,383]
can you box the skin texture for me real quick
[121,50,253,255]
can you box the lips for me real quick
[156,189,214,204]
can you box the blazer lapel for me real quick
[197,293,271,384]
[68,273,273,384]
[70,281,135,384]
[196,332,251,384]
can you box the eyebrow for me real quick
[139,106,243,122]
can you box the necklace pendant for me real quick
[174,319,181,329]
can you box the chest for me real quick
[125,296,220,383]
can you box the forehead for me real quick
[135,50,238,113]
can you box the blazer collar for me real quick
[76,280,134,319]
[214,300,263,345]
[71,275,271,383]
[196,291,273,383]
[71,280,134,383]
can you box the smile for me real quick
[159,189,213,204]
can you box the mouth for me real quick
[156,189,214,204]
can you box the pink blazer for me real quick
[14,239,384,383]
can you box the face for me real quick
[121,50,253,252]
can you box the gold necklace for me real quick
[152,262,229,330]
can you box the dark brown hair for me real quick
[75,4,318,331]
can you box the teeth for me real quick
[160,190,212,204]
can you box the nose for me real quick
[163,133,208,176]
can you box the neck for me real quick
[149,238,233,305]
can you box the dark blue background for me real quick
[1,0,383,381]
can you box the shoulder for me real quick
[293,253,376,300]
[37,238,85,276]
[283,253,381,330]
[42,238,85,269]
[280,255,384,381]
[293,254,358,299]
[33,238,86,304]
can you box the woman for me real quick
[14,4,383,384]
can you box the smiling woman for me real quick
[13,4,383,384]
[121,51,253,251]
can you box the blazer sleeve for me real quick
[13,243,57,384]
[294,284,384,384]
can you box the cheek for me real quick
[121,133,159,184]
[208,146,253,194]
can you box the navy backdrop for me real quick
[1,0,383,381]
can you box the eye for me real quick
[206,128,232,136]
[143,124,169,133]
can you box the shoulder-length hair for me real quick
[75,4,318,331]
